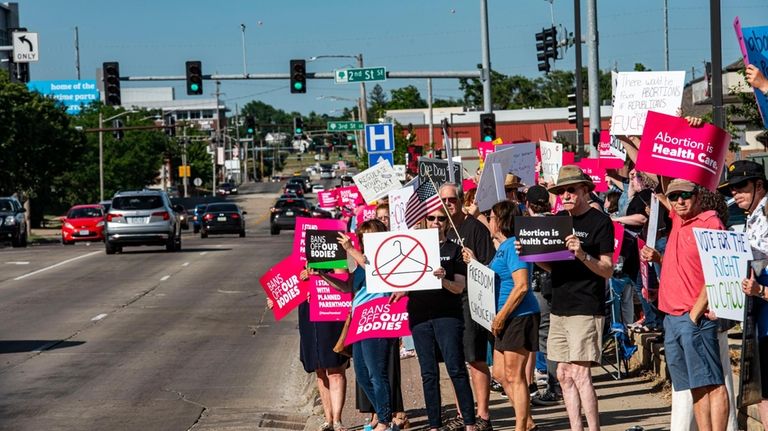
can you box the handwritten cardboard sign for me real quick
[388,184,416,232]
[486,143,537,187]
[293,217,347,265]
[418,157,463,190]
[693,228,754,321]
[317,189,338,208]
[309,274,352,322]
[305,230,348,269]
[635,111,729,190]
[610,71,685,136]
[345,297,411,345]
[734,19,768,128]
[540,140,563,183]
[475,162,506,212]
[467,259,497,332]
[353,161,402,204]
[514,216,574,262]
[259,257,308,321]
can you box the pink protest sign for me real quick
[309,274,352,322]
[599,131,625,169]
[462,178,477,192]
[635,111,729,190]
[259,257,308,321]
[552,196,565,214]
[612,221,625,264]
[563,152,575,166]
[337,186,364,209]
[344,297,411,345]
[477,141,495,165]
[576,158,608,193]
[318,189,338,208]
[293,217,347,264]
[356,204,377,226]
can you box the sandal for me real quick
[319,422,333,431]
[333,421,347,431]
[393,417,410,429]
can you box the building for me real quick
[120,87,227,132]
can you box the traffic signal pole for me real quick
[573,0,585,159]
[587,0,600,158]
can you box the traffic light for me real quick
[535,26,557,73]
[245,116,256,135]
[185,61,203,95]
[290,59,306,94]
[164,115,176,137]
[293,117,304,135]
[567,93,577,124]
[103,62,121,106]
[112,119,124,141]
[480,113,496,142]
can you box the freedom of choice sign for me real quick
[467,259,497,333]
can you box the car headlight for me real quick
[5,216,16,225]
[96,220,105,227]
[64,222,75,230]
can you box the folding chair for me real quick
[600,278,636,380]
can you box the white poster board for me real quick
[364,229,442,293]
[388,185,416,232]
[693,228,754,321]
[353,160,402,204]
[610,71,685,136]
[467,259,497,332]
[539,140,563,183]
[484,143,537,187]
[475,162,506,212]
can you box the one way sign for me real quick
[12,32,39,63]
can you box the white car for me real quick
[311,184,325,193]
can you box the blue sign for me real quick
[27,80,100,115]
[743,25,768,127]
[365,123,395,153]
[368,151,393,168]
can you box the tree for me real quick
[369,84,388,121]
[388,85,427,110]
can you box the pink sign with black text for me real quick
[344,297,411,345]
[293,217,348,264]
[635,111,729,190]
[259,257,308,321]
[309,274,353,322]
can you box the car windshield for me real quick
[68,207,103,218]
[206,204,238,212]
[0,200,13,211]
[112,195,163,210]
[275,200,307,209]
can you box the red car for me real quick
[61,204,106,244]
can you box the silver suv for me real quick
[104,190,182,254]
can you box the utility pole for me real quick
[74,26,81,80]
[709,0,724,128]
[480,0,492,113]
[663,0,670,71]
[357,54,367,159]
[213,81,221,193]
[182,125,188,198]
[587,0,600,158]
[574,0,585,158]
[427,78,434,150]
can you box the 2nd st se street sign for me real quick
[335,67,387,84]
[327,121,364,132]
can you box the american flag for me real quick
[404,179,442,228]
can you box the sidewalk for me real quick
[305,352,671,431]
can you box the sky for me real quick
[17,0,768,117]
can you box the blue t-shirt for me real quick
[489,237,539,318]
[756,269,768,338]
[351,266,388,311]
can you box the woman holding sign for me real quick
[464,201,540,431]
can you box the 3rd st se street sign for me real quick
[327,121,364,132]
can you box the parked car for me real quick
[99,200,112,213]
[60,204,105,244]
[192,204,207,233]
[200,202,247,238]
[270,198,312,235]
[311,184,325,193]
[104,190,183,254]
[0,196,27,247]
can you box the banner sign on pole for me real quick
[309,274,352,322]
[467,259,497,333]
[693,228,754,321]
[305,230,349,269]
[610,70,685,136]
[635,111,729,191]
[293,217,347,265]
[540,140,563,183]
[364,229,442,293]
[475,162,506,212]
[345,297,411,345]
[514,216,574,262]
[259,257,308,321]
[734,18,768,128]
[353,161,402,204]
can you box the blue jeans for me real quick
[411,317,476,428]
[634,268,661,328]
[353,338,395,424]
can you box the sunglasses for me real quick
[555,186,580,196]
[729,180,751,191]
[668,191,695,201]
[441,197,458,203]
[426,215,448,222]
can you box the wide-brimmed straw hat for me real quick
[504,174,522,189]
[547,165,595,194]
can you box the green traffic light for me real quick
[247,128,254,134]
[293,82,303,90]
[483,136,493,142]
[295,128,303,134]
[190,83,199,92]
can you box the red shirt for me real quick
[658,210,724,316]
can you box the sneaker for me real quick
[529,383,538,397]
[439,415,465,431]
[490,379,504,393]
[499,389,508,399]
[476,416,493,431]
[531,390,560,406]
[399,348,416,359]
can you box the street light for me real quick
[450,112,466,157]
[99,110,136,202]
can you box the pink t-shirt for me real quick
[658,209,724,316]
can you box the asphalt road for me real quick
[0,182,319,431]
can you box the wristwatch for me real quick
[582,252,592,263]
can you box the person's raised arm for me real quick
[338,232,365,267]
[746,64,768,94]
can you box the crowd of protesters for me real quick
[265,64,768,431]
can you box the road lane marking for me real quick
[160,275,170,281]
[200,252,208,256]
[91,313,108,321]
[182,262,190,267]
[14,251,100,281]
[5,261,30,265]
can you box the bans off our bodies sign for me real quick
[305,230,348,269]
[344,297,411,345]
[259,257,308,321]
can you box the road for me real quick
[0,181,318,431]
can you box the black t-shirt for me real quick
[446,215,495,265]
[408,240,465,326]
[550,208,614,316]
[625,189,652,234]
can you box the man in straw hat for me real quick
[520,165,614,431]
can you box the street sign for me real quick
[327,121,364,132]
[12,32,39,63]
[335,67,386,84]
[365,123,395,153]
[193,178,203,186]
[368,151,394,168]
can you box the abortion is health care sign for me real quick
[514,216,574,262]
[467,259,497,333]
[635,111,729,191]
[259,257,308,321]
[693,228,754,322]
[309,274,352,322]
[293,217,347,265]
[345,297,411,345]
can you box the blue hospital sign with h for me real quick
[365,124,395,153]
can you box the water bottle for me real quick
[363,424,373,431]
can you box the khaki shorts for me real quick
[547,314,604,363]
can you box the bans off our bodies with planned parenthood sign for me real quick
[514,216,574,262]
[309,274,352,322]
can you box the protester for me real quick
[376,203,391,229]
[746,64,768,96]
[465,200,539,431]
[394,206,477,431]
[522,165,614,431]
[640,179,729,431]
